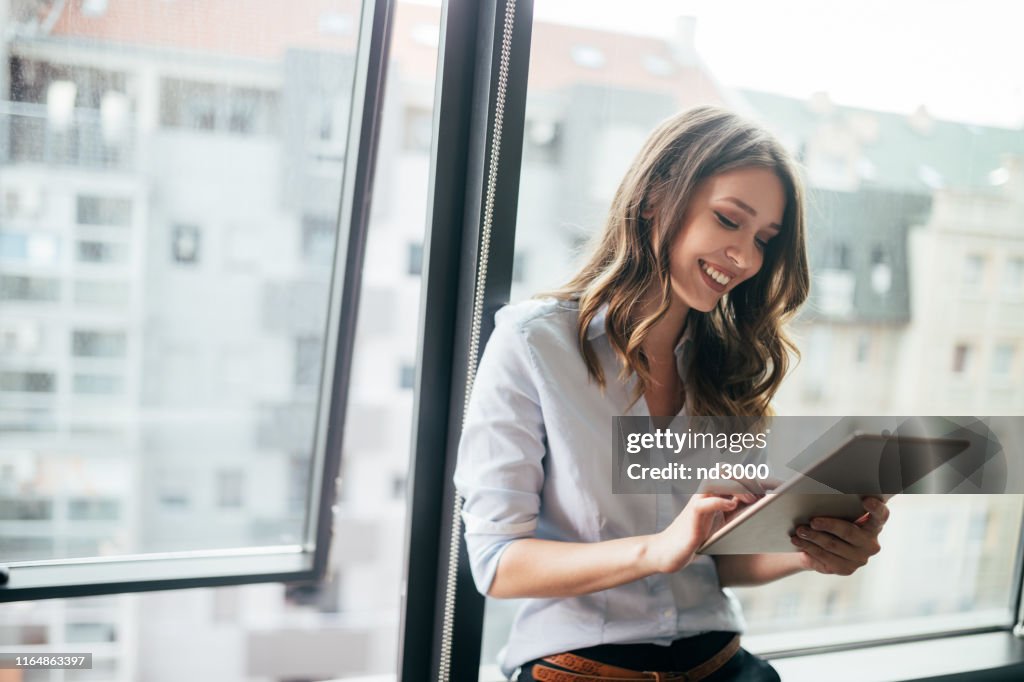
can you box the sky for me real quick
[416,0,1024,129]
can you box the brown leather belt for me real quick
[530,635,740,682]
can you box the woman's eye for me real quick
[755,237,769,251]
[714,211,739,229]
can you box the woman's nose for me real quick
[725,239,756,270]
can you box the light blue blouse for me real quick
[453,298,745,679]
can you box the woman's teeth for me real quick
[701,261,731,285]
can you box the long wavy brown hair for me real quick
[547,105,809,417]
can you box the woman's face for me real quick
[663,166,785,313]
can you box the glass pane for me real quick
[0,0,436,678]
[0,0,365,564]
[479,0,1024,677]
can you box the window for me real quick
[952,343,971,374]
[71,330,127,357]
[0,498,53,520]
[68,498,119,521]
[171,223,201,264]
[72,373,124,395]
[0,0,390,631]
[0,275,60,302]
[963,254,985,288]
[77,239,128,264]
[0,371,56,393]
[73,280,129,306]
[216,469,245,509]
[855,333,870,364]
[399,362,415,390]
[991,343,1014,376]
[469,3,1024,680]
[408,241,423,276]
[0,231,60,266]
[160,79,279,136]
[1004,257,1024,295]
[294,336,323,389]
[76,195,132,227]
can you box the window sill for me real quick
[769,631,1024,681]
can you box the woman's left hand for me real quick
[791,497,889,576]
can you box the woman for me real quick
[454,106,889,681]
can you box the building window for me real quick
[71,330,127,358]
[72,373,124,395]
[512,251,528,284]
[171,224,201,264]
[295,336,323,389]
[76,240,128,264]
[407,242,423,276]
[74,280,130,306]
[952,343,971,374]
[216,469,245,509]
[68,498,119,521]
[76,195,132,227]
[855,333,871,364]
[1003,257,1023,295]
[160,78,279,135]
[302,215,336,267]
[399,362,415,390]
[158,471,190,510]
[963,254,985,288]
[991,344,1014,376]
[0,498,53,520]
[0,371,56,393]
[0,275,60,302]
[391,474,407,500]
[0,231,60,266]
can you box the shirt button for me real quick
[662,609,673,618]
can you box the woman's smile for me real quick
[698,258,734,290]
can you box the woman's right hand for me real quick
[646,491,757,574]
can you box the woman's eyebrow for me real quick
[720,196,781,230]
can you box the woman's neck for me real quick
[639,291,690,366]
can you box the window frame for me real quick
[0,0,395,602]
[400,1,1024,680]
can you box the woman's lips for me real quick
[698,259,730,293]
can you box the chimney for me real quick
[996,154,1024,202]
[907,104,933,135]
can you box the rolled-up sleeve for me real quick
[453,308,547,596]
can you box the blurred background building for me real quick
[0,1,1021,680]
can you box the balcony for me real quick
[0,101,134,171]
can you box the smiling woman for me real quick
[453,107,888,681]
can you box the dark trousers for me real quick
[516,632,780,681]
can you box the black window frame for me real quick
[0,0,394,602]
[399,0,1024,679]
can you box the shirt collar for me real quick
[585,303,694,359]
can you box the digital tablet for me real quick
[697,433,971,555]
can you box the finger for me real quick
[692,495,738,515]
[860,497,890,531]
[809,517,873,546]
[791,543,827,573]
[697,479,756,497]
[794,525,865,563]
[791,536,859,576]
